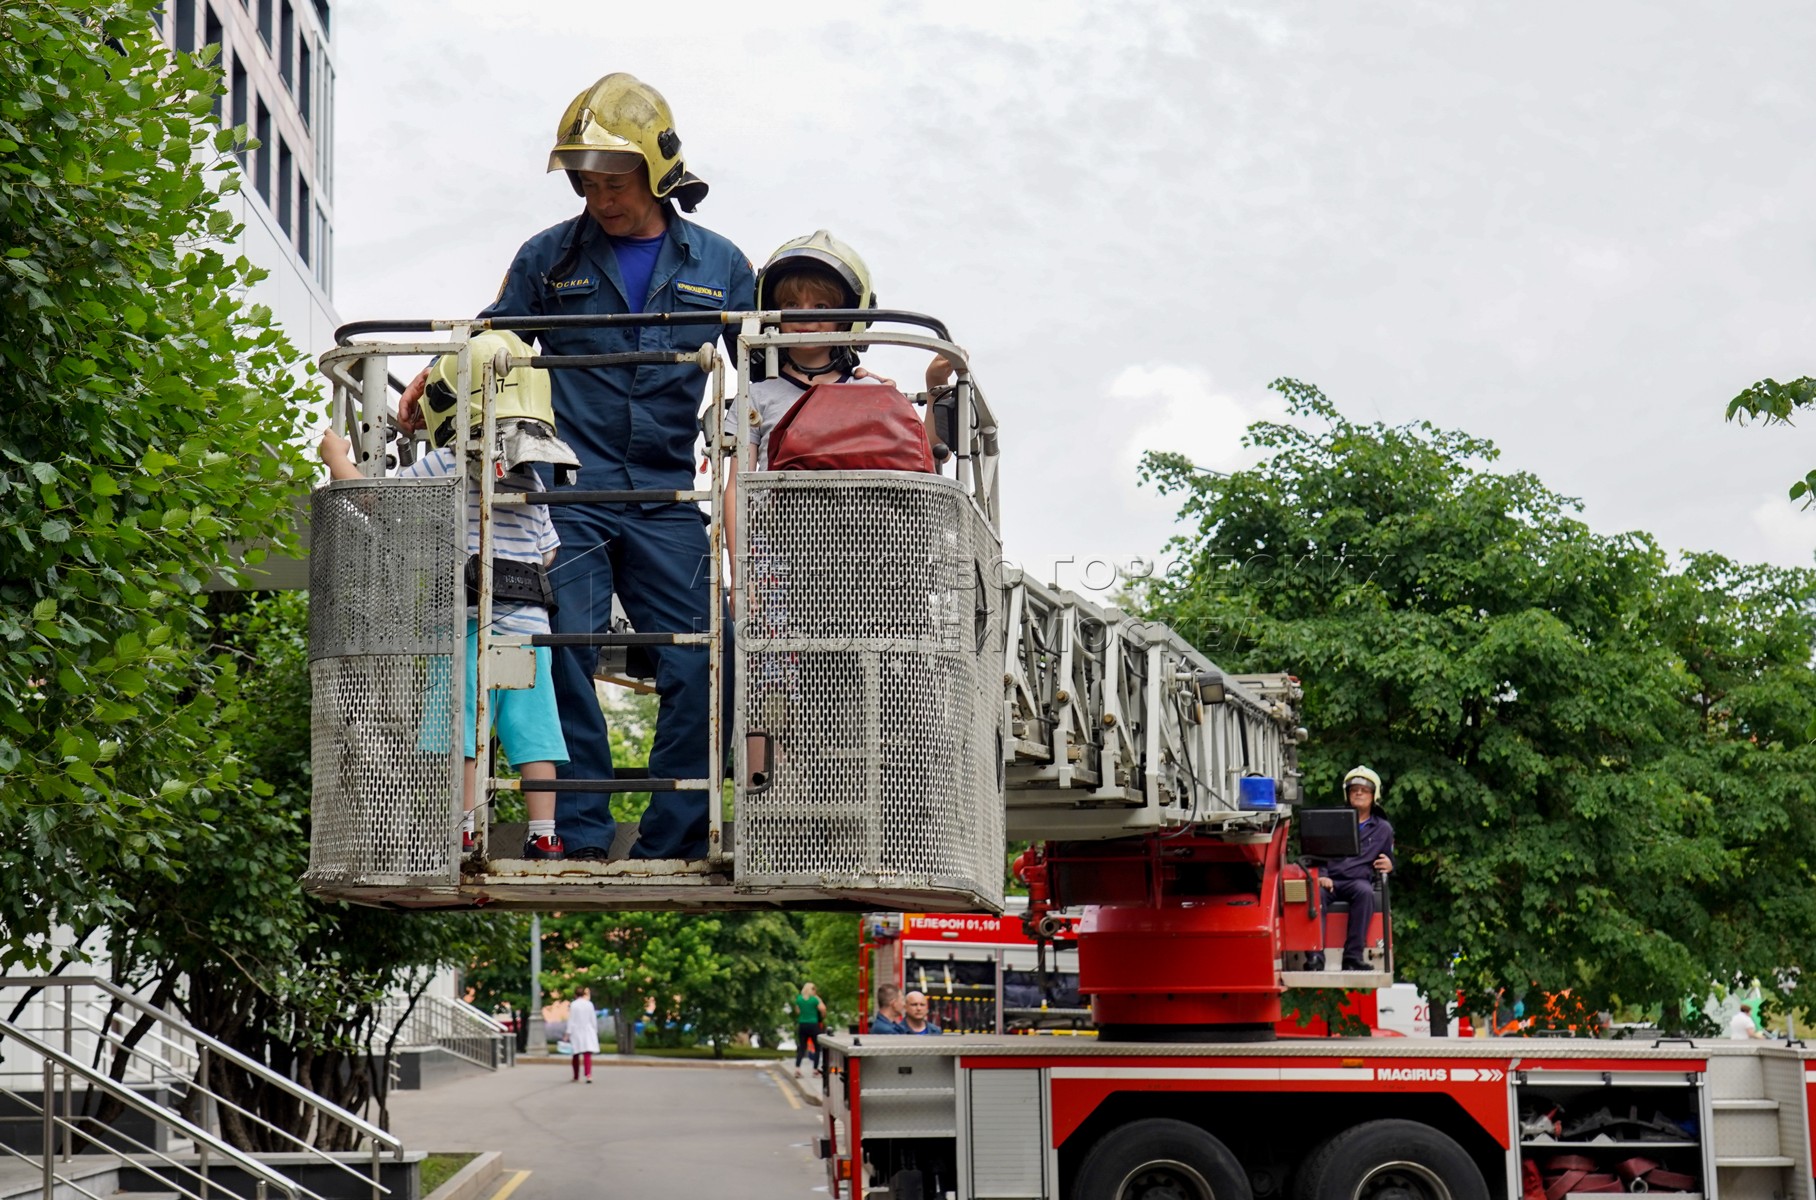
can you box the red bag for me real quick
[767,382,935,473]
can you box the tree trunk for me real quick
[614,1007,634,1055]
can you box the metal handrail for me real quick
[445,996,508,1033]
[0,1021,300,1200]
[4,1084,250,1200]
[0,975,403,1199]
[23,999,195,1084]
[0,975,402,1153]
[371,993,509,1070]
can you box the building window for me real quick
[277,140,293,236]
[204,6,223,118]
[173,0,195,53]
[298,40,312,127]
[230,56,247,165]
[257,0,272,45]
[311,0,329,35]
[319,63,334,202]
[253,99,270,202]
[279,1,294,89]
[313,209,331,291]
[297,180,311,264]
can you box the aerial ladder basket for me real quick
[305,311,1006,912]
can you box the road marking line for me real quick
[488,1169,532,1200]
[771,1069,803,1110]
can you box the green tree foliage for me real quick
[539,909,808,1058]
[798,912,860,1029]
[531,690,806,1056]
[0,7,516,1145]
[0,1,309,963]
[1725,376,1816,506]
[539,911,724,1055]
[112,594,523,1140]
[1139,379,1816,1021]
[689,912,803,1054]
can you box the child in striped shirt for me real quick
[318,331,574,860]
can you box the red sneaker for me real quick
[522,834,566,861]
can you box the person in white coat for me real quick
[567,987,601,1082]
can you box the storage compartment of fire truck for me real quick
[1514,1068,1709,1199]
[848,1055,960,1197]
[897,950,1084,1035]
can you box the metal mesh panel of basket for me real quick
[735,473,1005,908]
[966,504,1007,893]
[305,479,462,887]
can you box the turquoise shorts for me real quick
[421,620,569,766]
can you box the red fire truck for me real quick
[819,1034,1810,1200]
[858,904,1432,1041]
[859,904,1086,1036]
[309,310,1812,1200]
[820,823,1815,1200]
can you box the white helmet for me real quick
[1342,765,1382,802]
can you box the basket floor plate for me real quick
[304,870,998,914]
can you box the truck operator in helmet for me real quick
[403,73,756,862]
[1316,766,1396,971]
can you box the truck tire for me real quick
[1292,1119,1487,1200]
[1073,1117,1252,1200]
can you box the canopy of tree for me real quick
[1725,375,1816,507]
[1140,379,1816,1022]
[461,692,851,1058]
[0,2,517,1139]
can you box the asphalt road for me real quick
[385,1056,827,1199]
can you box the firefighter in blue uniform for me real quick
[1318,765,1396,970]
[473,74,754,860]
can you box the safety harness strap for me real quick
[465,556,557,612]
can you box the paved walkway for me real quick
[386,1056,826,1199]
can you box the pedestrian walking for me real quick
[791,983,825,1078]
[567,987,600,1082]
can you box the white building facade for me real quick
[160,0,340,352]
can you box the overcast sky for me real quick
[331,0,1816,590]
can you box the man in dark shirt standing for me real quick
[868,985,907,1034]
[902,990,942,1035]
[1319,766,1396,971]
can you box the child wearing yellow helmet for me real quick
[733,229,957,471]
[317,332,575,861]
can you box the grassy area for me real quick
[634,1044,790,1061]
[419,1152,478,1196]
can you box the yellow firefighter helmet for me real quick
[547,73,708,211]
[423,331,579,479]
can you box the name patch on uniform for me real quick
[675,280,725,301]
[552,276,594,291]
